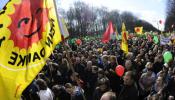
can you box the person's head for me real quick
[171,74,175,82]
[109,56,116,64]
[151,94,160,100]
[136,54,142,61]
[146,68,154,76]
[102,55,108,63]
[57,53,63,61]
[36,79,47,90]
[163,63,169,69]
[52,85,66,97]
[62,58,69,66]
[46,58,51,64]
[126,52,134,60]
[168,95,174,100]
[70,72,80,82]
[63,51,67,57]
[146,62,153,69]
[37,73,45,79]
[80,55,85,62]
[103,51,108,55]
[140,49,145,56]
[157,49,162,55]
[156,76,164,86]
[65,83,73,94]
[78,52,82,57]
[148,50,153,55]
[125,60,132,71]
[52,85,60,96]
[100,92,116,100]
[87,61,92,69]
[158,70,166,78]
[75,57,81,64]
[98,68,105,79]
[92,66,98,74]
[168,67,173,76]
[153,45,158,52]
[173,67,175,74]
[92,55,98,63]
[98,77,110,92]
[123,71,135,86]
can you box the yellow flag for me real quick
[0,0,62,99]
[121,23,128,53]
[122,23,126,32]
[134,27,143,34]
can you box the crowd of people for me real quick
[21,35,175,100]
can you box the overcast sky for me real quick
[0,0,167,30]
[58,0,167,30]
[0,0,8,10]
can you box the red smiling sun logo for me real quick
[8,0,49,49]
[136,28,140,32]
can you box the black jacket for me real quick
[118,84,139,100]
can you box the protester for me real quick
[166,73,175,98]
[65,83,84,100]
[22,34,175,100]
[100,92,116,100]
[139,63,156,99]
[52,85,70,100]
[118,71,139,100]
[93,77,112,100]
[36,79,53,100]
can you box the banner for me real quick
[160,37,170,45]
[0,0,62,99]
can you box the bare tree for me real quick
[64,1,159,36]
[165,0,175,32]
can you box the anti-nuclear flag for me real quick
[134,27,143,34]
[121,23,128,53]
[0,0,62,99]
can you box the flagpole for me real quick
[53,0,60,24]
[118,14,123,33]
[156,21,159,31]
[53,1,86,100]
[62,42,86,100]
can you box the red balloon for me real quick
[115,65,125,77]
[76,39,82,45]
